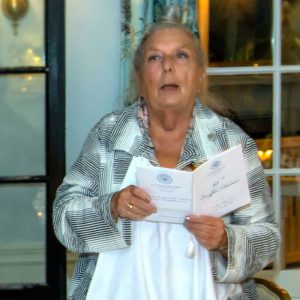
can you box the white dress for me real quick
[86,220,241,300]
[86,157,241,299]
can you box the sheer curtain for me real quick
[119,0,198,107]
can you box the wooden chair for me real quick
[254,278,291,300]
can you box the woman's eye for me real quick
[148,55,161,62]
[176,52,188,60]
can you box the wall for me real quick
[66,0,121,169]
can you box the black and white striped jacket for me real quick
[53,100,280,299]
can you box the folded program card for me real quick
[136,145,251,223]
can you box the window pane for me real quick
[281,176,300,268]
[282,0,300,65]
[209,74,273,168]
[0,0,44,67]
[208,0,273,66]
[0,74,45,176]
[0,183,46,283]
[281,73,300,168]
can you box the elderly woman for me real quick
[53,21,280,300]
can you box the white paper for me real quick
[192,144,250,217]
[136,145,251,223]
[136,165,193,223]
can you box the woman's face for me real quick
[139,28,203,113]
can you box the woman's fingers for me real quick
[111,185,156,220]
[185,215,227,250]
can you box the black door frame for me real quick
[0,0,66,299]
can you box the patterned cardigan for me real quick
[53,100,280,300]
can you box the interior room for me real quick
[0,0,299,299]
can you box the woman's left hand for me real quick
[185,215,228,253]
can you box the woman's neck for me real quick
[147,109,192,168]
[147,107,192,132]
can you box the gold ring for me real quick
[127,203,133,210]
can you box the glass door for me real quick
[198,0,300,297]
[0,0,65,299]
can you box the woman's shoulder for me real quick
[83,102,141,152]
[196,101,244,131]
[74,102,140,158]
[93,102,139,132]
[196,100,254,146]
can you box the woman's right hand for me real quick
[110,185,157,221]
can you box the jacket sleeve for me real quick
[211,120,281,283]
[53,125,128,253]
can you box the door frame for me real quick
[0,0,66,299]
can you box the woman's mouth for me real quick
[160,83,179,91]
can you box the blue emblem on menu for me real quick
[157,173,173,184]
[211,160,221,170]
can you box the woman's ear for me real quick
[197,71,207,95]
[200,71,206,81]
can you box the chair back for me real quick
[255,277,291,300]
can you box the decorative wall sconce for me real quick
[2,0,29,35]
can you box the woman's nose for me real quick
[162,57,174,73]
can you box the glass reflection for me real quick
[0,0,44,67]
[0,183,46,283]
[208,0,273,66]
[281,73,300,168]
[282,0,300,65]
[281,176,300,268]
[209,74,273,168]
[0,74,45,176]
